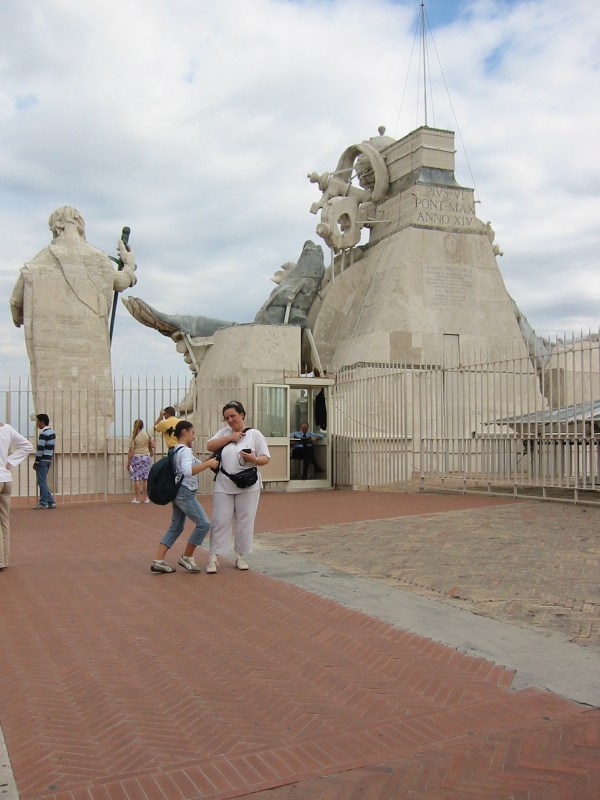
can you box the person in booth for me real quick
[290,420,324,480]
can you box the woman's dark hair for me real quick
[174,420,193,438]
[222,401,245,418]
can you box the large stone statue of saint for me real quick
[9,206,137,447]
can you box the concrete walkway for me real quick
[1,490,599,799]
[253,493,600,704]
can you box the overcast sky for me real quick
[1,0,599,383]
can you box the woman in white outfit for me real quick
[0,422,34,570]
[206,401,270,573]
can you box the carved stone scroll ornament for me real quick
[308,138,390,252]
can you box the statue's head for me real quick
[48,206,86,242]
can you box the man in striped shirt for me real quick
[33,414,56,510]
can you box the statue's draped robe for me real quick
[11,241,136,447]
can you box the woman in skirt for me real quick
[127,419,155,503]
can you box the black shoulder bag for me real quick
[214,428,259,489]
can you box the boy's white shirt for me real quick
[173,443,201,491]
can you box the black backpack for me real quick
[147,446,184,505]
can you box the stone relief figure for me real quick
[121,299,234,339]
[508,294,552,397]
[123,240,326,374]
[485,221,504,257]
[254,240,325,327]
[9,206,137,445]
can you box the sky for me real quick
[1,0,599,383]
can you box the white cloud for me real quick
[1,0,599,382]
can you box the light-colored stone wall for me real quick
[544,339,600,411]
[190,323,301,440]
[314,225,527,371]
[385,126,456,179]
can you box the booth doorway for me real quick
[254,379,333,490]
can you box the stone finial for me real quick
[485,220,504,257]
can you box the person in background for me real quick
[153,406,180,452]
[33,413,56,509]
[151,420,218,574]
[0,422,34,569]
[290,420,324,480]
[127,419,155,504]
[205,401,270,573]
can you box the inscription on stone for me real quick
[424,265,475,307]
[414,187,476,228]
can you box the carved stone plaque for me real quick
[424,264,475,307]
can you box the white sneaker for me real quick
[131,499,140,504]
[206,555,218,574]
[150,560,176,573]
[178,555,201,573]
[235,556,249,571]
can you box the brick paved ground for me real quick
[1,491,599,799]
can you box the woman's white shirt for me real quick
[0,423,34,483]
[212,427,270,494]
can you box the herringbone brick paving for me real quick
[1,492,599,799]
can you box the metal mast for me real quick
[421,1,428,127]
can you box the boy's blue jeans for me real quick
[160,486,210,549]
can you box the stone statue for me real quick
[121,298,234,339]
[122,240,326,374]
[9,206,137,445]
[254,240,325,327]
[121,297,235,374]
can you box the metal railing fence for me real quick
[5,333,600,503]
[331,335,600,503]
[2,374,246,501]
